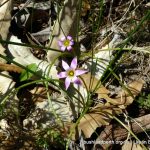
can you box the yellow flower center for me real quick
[64,39,70,46]
[67,70,74,77]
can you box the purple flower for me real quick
[58,36,74,51]
[57,57,87,90]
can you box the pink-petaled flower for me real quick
[57,57,87,90]
[58,36,74,51]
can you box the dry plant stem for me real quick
[94,114,150,149]
[47,0,80,62]
[0,63,23,73]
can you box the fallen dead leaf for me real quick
[98,79,144,108]
[122,141,144,150]
[77,75,144,138]
[78,107,122,138]
[78,110,111,138]
[81,73,110,94]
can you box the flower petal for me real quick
[74,78,81,85]
[62,60,70,70]
[75,70,87,76]
[60,46,66,51]
[58,41,63,46]
[70,41,74,46]
[71,57,77,69]
[72,76,77,82]
[67,46,72,51]
[57,71,67,78]
[67,36,72,40]
[61,36,66,41]
[72,76,81,85]
[65,77,71,90]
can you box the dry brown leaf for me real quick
[122,141,144,150]
[78,77,144,138]
[78,112,110,138]
[81,73,144,107]
[98,79,144,108]
[81,73,110,94]
[116,79,144,108]
[78,107,123,138]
